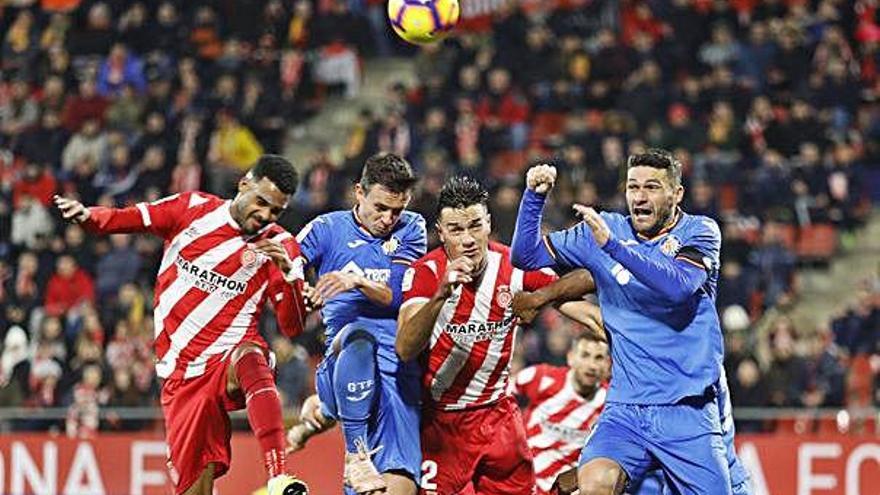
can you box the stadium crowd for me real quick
[0,0,879,435]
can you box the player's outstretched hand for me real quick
[53,195,90,224]
[437,257,474,299]
[573,204,610,247]
[526,164,557,194]
[511,291,545,324]
[315,271,362,301]
[253,239,294,274]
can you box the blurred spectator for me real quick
[97,43,146,97]
[0,79,39,148]
[95,235,141,300]
[65,363,106,438]
[11,194,54,251]
[43,255,95,318]
[0,326,31,408]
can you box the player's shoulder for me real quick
[396,211,427,235]
[489,241,510,257]
[680,212,721,240]
[518,364,567,393]
[315,209,351,226]
[412,247,446,274]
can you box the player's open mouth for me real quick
[632,206,653,221]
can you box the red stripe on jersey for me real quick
[546,398,587,425]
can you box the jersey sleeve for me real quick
[523,267,559,292]
[545,221,601,271]
[84,192,193,240]
[295,215,331,268]
[266,231,307,338]
[393,214,428,264]
[675,217,721,275]
[401,261,439,308]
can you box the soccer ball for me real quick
[387,0,460,45]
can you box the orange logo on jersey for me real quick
[241,248,257,266]
[496,285,513,308]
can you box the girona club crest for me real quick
[241,247,257,266]
[496,285,513,308]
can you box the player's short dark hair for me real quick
[250,154,299,195]
[436,175,489,216]
[627,148,682,187]
[360,152,417,194]
[571,330,607,349]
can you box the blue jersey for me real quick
[296,209,427,369]
[546,210,724,404]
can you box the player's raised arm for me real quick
[576,207,715,304]
[511,164,559,270]
[54,192,188,238]
[395,256,473,362]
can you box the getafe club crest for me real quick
[382,236,400,255]
[496,285,513,308]
[660,235,681,256]
[241,247,258,266]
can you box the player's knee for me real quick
[578,463,626,495]
[341,328,377,355]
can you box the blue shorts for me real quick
[580,400,731,495]
[316,348,422,487]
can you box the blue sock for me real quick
[333,328,378,453]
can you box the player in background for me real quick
[396,176,596,495]
[293,153,427,495]
[510,150,736,494]
[54,155,309,495]
[512,330,610,495]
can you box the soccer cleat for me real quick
[267,474,309,495]
[344,438,386,494]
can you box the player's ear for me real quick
[674,184,684,204]
[484,213,492,233]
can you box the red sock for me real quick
[234,351,286,478]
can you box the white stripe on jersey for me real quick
[136,203,151,226]
[431,251,501,405]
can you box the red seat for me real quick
[796,224,837,261]
[529,112,567,145]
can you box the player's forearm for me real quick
[83,205,151,234]
[356,277,393,307]
[273,279,307,338]
[511,189,556,270]
[602,239,707,303]
[396,296,445,362]
[533,269,595,307]
[557,301,604,336]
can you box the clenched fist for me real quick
[526,164,557,195]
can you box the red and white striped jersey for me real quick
[401,242,556,411]
[83,192,306,380]
[513,364,607,494]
